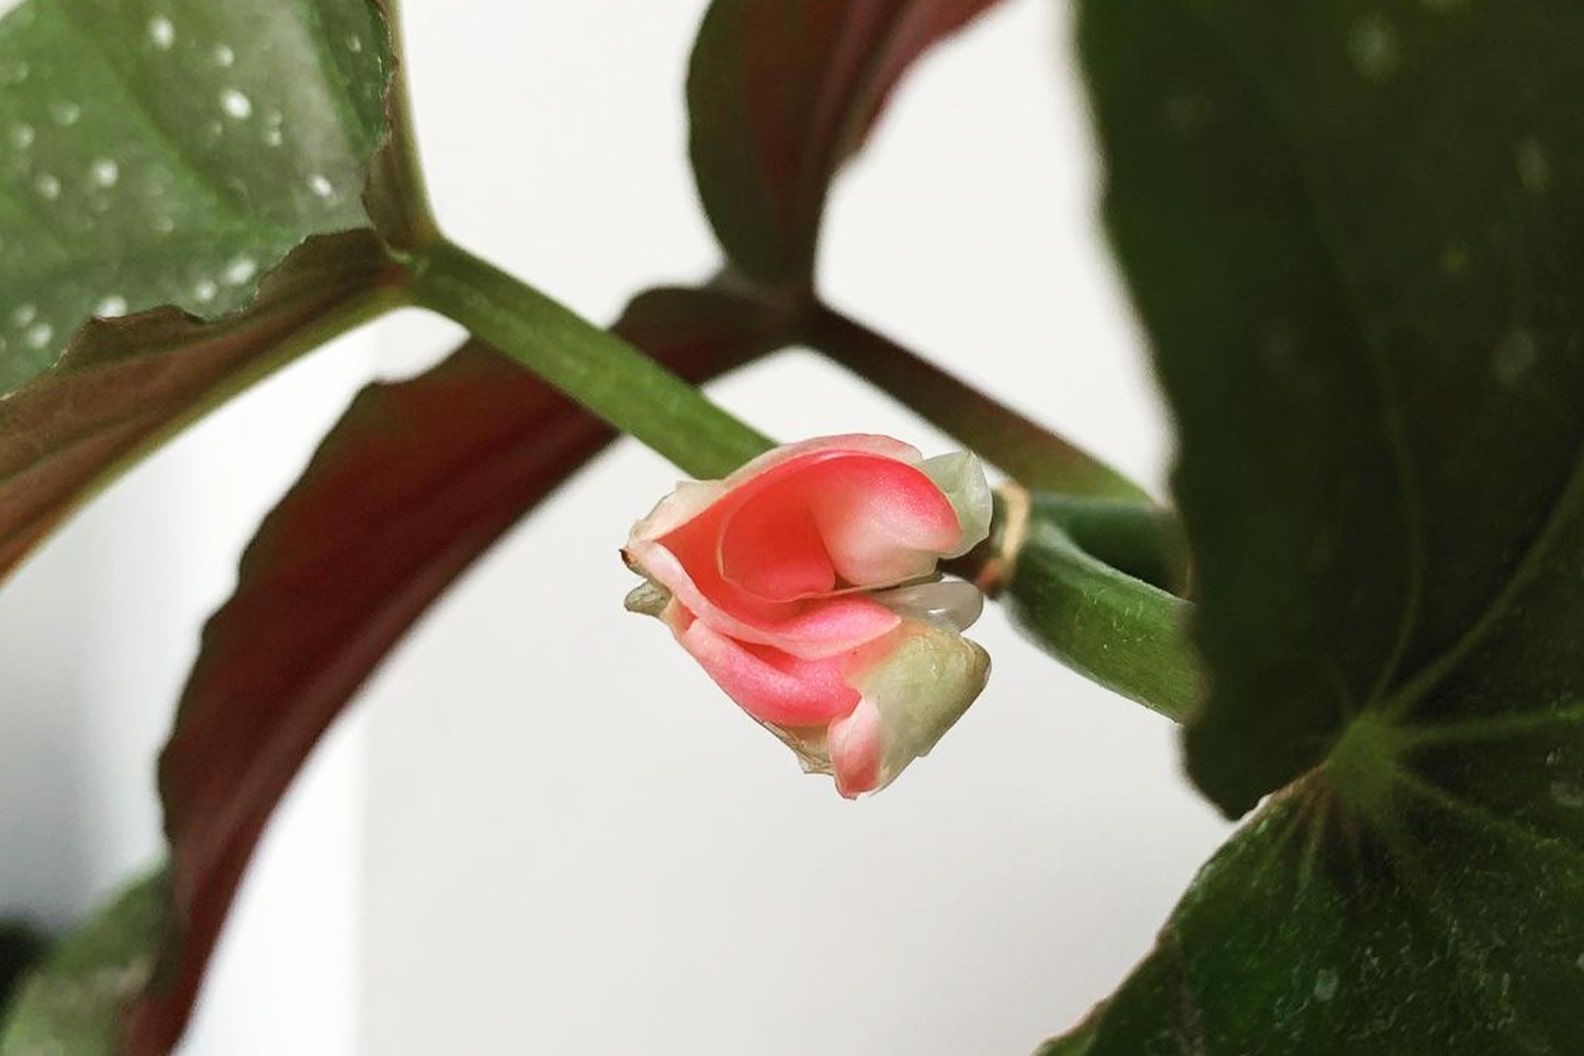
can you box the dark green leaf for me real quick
[0,0,426,578]
[0,872,167,1056]
[0,920,47,1018]
[1058,0,1584,1049]
[1035,1011,1097,1056]
[688,0,1001,290]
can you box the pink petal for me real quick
[627,540,900,661]
[714,486,835,602]
[626,435,968,658]
[828,696,884,799]
[714,433,924,495]
[801,456,962,586]
[628,434,921,544]
[675,611,860,727]
[716,452,961,595]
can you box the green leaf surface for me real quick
[1058,0,1584,1050]
[688,0,1001,290]
[0,872,166,1056]
[0,0,392,384]
[0,0,423,578]
[1035,1013,1096,1056]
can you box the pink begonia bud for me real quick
[623,435,993,797]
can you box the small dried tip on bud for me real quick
[623,580,671,618]
[621,435,995,797]
[971,482,1031,598]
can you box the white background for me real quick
[0,0,1232,1052]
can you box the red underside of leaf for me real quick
[692,0,1002,284]
[0,232,399,581]
[119,287,782,1056]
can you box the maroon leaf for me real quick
[123,285,790,1055]
[688,0,1003,289]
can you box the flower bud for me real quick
[624,435,994,796]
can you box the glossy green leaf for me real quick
[0,0,424,578]
[1052,0,1584,1049]
[0,872,166,1056]
[0,0,395,383]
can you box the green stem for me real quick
[998,491,1200,722]
[804,304,1151,503]
[1032,493,1191,596]
[368,0,440,250]
[410,240,773,479]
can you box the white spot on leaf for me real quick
[49,100,81,126]
[220,88,253,119]
[1516,138,1551,195]
[1349,16,1399,80]
[1493,327,1538,386]
[90,158,120,188]
[1314,968,1339,1002]
[222,256,257,285]
[148,15,175,50]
